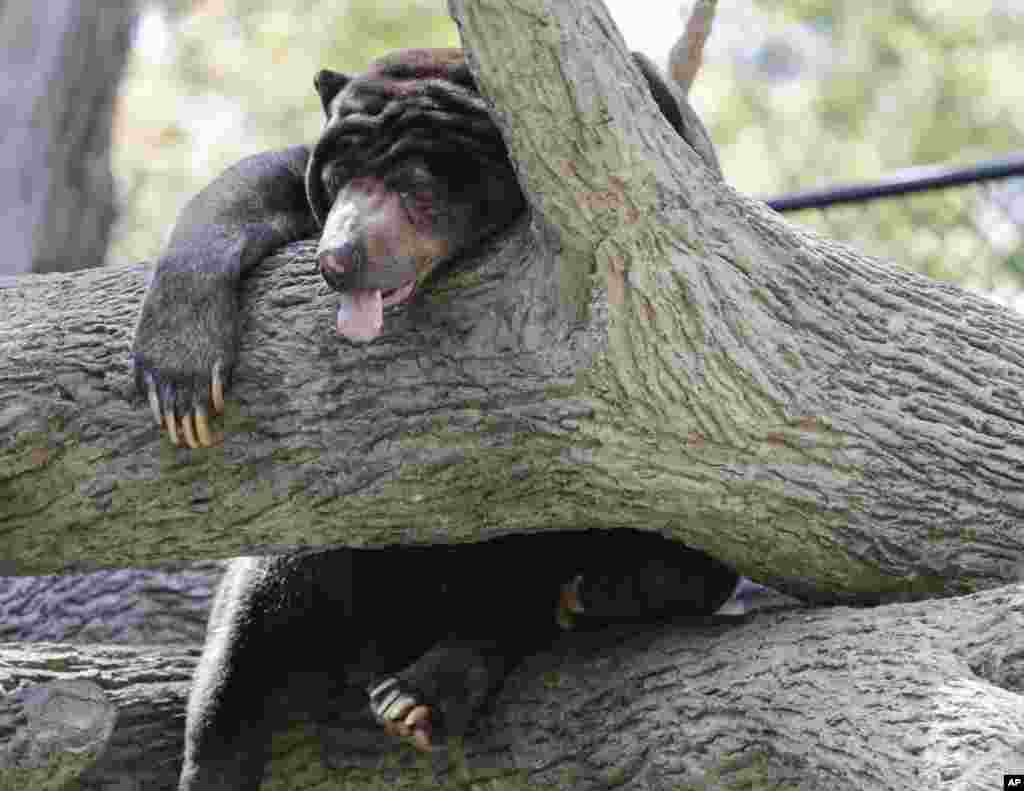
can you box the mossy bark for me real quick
[2,584,1022,790]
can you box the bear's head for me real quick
[307,49,525,342]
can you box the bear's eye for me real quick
[399,190,437,226]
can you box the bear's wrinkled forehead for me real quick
[365,48,473,87]
[305,47,504,228]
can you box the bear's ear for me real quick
[313,69,351,116]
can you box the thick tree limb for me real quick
[0,562,222,644]
[2,585,1022,790]
[3,0,1024,608]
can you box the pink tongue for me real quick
[336,289,384,342]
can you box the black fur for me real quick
[180,532,738,790]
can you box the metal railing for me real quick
[761,152,1024,298]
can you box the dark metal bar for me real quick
[763,152,1024,213]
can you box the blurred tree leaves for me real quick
[692,1,1023,194]
[690,0,1024,293]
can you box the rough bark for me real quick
[2,584,1022,790]
[2,0,1023,604]
[0,0,134,274]
[0,562,222,644]
[0,643,195,791]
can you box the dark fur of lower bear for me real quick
[126,47,729,790]
[180,531,740,790]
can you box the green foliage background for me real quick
[686,0,1024,295]
[110,0,1024,297]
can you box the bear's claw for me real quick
[368,677,434,751]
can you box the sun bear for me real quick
[179,531,743,790]
[128,49,730,790]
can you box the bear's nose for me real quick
[318,242,359,290]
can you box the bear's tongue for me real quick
[336,289,383,342]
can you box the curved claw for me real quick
[165,413,181,446]
[405,705,433,752]
[143,366,225,447]
[368,678,434,752]
[145,374,162,426]
[380,705,433,750]
[181,413,199,449]
[211,362,225,414]
[195,407,213,447]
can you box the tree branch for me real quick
[669,1,717,96]
[2,0,1023,608]
[454,0,1024,598]
[3,585,1022,790]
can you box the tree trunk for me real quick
[4,2,1024,788]
[2,584,1022,790]
[0,0,134,274]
